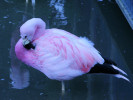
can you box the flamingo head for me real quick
[20,18,46,49]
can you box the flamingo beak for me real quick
[22,37,30,46]
[22,37,35,50]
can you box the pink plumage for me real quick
[15,18,104,81]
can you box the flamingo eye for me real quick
[25,36,27,38]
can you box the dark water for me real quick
[0,0,133,100]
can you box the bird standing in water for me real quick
[15,18,129,93]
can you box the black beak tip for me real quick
[23,42,35,50]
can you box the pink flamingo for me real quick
[15,18,129,92]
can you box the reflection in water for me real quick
[32,0,35,17]
[10,67,29,89]
[23,0,28,21]
[49,0,67,25]
[9,0,32,89]
[10,0,37,89]
[10,28,30,89]
[10,26,30,89]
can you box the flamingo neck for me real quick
[32,26,45,41]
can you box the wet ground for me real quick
[0,0,133,100]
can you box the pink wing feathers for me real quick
[75,37,104,72]
[41,29,104,73]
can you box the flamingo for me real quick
[15,18,129,93]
